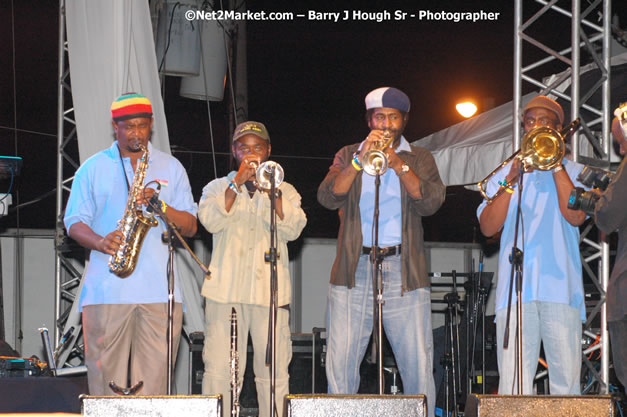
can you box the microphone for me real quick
[145,184,162,215]
[53,326,75,362]
[59,326,75,347]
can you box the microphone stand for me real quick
[263,165,279,417]
[443,271,461,416]
[502,165,525,394]
[370,170,385,395]
[149,200,211,395]
[469,253,489,394]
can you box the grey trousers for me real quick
[82,302,183,395]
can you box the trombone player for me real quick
[477,96,588,395]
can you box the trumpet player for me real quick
[198,121,306,417]
[476,96,588,395]
[318,87,445,416]
[64,93,198,395]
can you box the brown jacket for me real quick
[317,141,446,293]
[595,157,627,321]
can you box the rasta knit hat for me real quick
[111,92,153,121]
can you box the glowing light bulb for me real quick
[456,101,478,118]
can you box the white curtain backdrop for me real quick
[66,0,170,162]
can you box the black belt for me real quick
[362,244,402,258]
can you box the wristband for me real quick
[228,180,241,195]
[553,164,564,173]
[351,153,363,171]
[160,200,167,213]
[504,187,514,194]
[498,180,515,190]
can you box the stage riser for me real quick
[81,395,221,417]
[464,394,615,417]
[285,394,426,417]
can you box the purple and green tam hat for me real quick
[365,87,411,113]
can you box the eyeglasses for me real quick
[523,117,558,128]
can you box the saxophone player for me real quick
[64,92,197,395]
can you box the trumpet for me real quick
[363,130,394,176]
[250,160,284,190]
[478,119,580,203]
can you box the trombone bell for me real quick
[478,119,579,203]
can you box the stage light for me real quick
[456,101,478,118]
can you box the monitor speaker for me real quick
[285,394,427,417]
[464,394,615,417]
[81,395,221,417]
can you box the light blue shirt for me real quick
[360,136,411,247]
[64,141,198,309]
[476,158,587,320]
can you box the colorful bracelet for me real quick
[498,179,515,194]
[228,180,241,195]
[160,200,167,213]
[352,153,363,171]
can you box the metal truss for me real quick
[54,0,85,369]
[514,0,612,394]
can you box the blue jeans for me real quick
[496,301,582,395]
[326,254,436,417]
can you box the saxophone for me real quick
[230,307,241,417]
[108,144,158,278]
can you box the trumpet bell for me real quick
[363,130,394,176]
[255,161,284,190]
[363,149,388,176]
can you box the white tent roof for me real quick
[416,48,627,187]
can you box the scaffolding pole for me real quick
[513,0,612,394]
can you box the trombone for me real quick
[478,119,580,203]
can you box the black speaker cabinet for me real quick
[285,394,427,417]
[464,394,615,417]
[81,395,221,417]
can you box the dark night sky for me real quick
[1,1,621,243]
